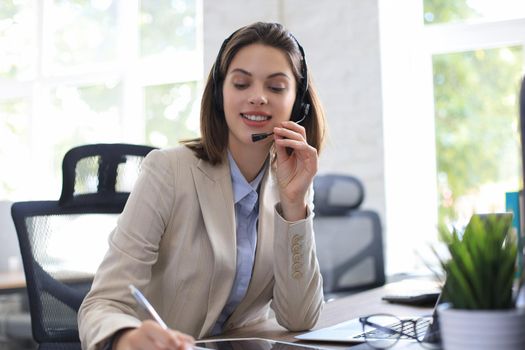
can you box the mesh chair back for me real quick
[60,143,155,208]
[313,174,385,295]
[11,143,155,349]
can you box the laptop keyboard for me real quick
[353,318,430,339]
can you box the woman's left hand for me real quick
[273,120,318,221]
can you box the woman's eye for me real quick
[233,83,248,89]
[269,86,285,93]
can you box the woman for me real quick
[78,22,326,350]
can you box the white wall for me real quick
[202,0,389,265]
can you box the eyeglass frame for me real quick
[358,313,440,349]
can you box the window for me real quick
[0,0,202,201]
[422,0,525,227]
[380,0,525,274]
[433,46,523,227]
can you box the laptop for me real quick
[295,295,443,346]
[296,212,513,346]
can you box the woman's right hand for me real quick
[114,320,195,350]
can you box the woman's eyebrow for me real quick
[230,68,251,76]
[229,68,291,80]
[267,72,291,80]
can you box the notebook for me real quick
[296,212,513,345]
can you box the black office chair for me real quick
[11,143,156,350]
[313,174,385,300]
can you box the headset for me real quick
[211,26,311,142]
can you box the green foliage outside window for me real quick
[0,1,199,200]
[140,0,196,56]
[426,1,525,226]
[0,99,30,197]
[423,0,480,24]
[144,82,199,148]
[424,0,525,25]
[434,48,523,222]
[0,0,35,79]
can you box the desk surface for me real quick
[0,270,26,293]
[0,269,94,294]
[222,279,437,349]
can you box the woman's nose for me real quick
[248,89,268,105]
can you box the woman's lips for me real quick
[241,113,272,128]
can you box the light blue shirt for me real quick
[211,151,267,335]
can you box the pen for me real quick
[129,284,168,330]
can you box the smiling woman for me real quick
[78,22,326,350]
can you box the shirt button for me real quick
[293,254,302,263]
[292,244,301,254]
[292,234,302,244]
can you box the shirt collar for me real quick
[228,151,267,204]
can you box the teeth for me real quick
[243,114,270,121]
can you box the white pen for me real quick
[129,284,168,330]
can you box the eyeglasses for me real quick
[358,314,441,349]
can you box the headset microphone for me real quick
[251,104,310,142]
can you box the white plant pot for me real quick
[438,305,525,350]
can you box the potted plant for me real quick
[436,214,525,350]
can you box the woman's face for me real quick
[222,43,297,152]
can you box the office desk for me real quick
[0,271,26,294]
[222,280,436,349]
[0,270,93,294]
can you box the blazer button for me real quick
[292,271,303,279]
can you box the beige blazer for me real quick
[78,146,324,350]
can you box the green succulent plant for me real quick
[437,214,520,310]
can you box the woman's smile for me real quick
[241,112,272,128]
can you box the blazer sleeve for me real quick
[270,189,324,331]
[78,149,176,350]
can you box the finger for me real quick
[169,330,195,349]
[142,321,180,349]
[274,138,312,154]
[120,325,165,350]
[177,333,195,344]
[273,134,291,161]
[273,126,305,142]
[281,120,307,135]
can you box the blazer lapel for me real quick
[192,158,237,337]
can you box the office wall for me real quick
[202,0,386,232]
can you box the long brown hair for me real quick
[182,22,326,164]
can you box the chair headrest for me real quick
[59,143,156,207]
[313,174,365,215]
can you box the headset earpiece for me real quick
[290,34,309,123]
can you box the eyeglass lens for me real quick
[361,314,441,349]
